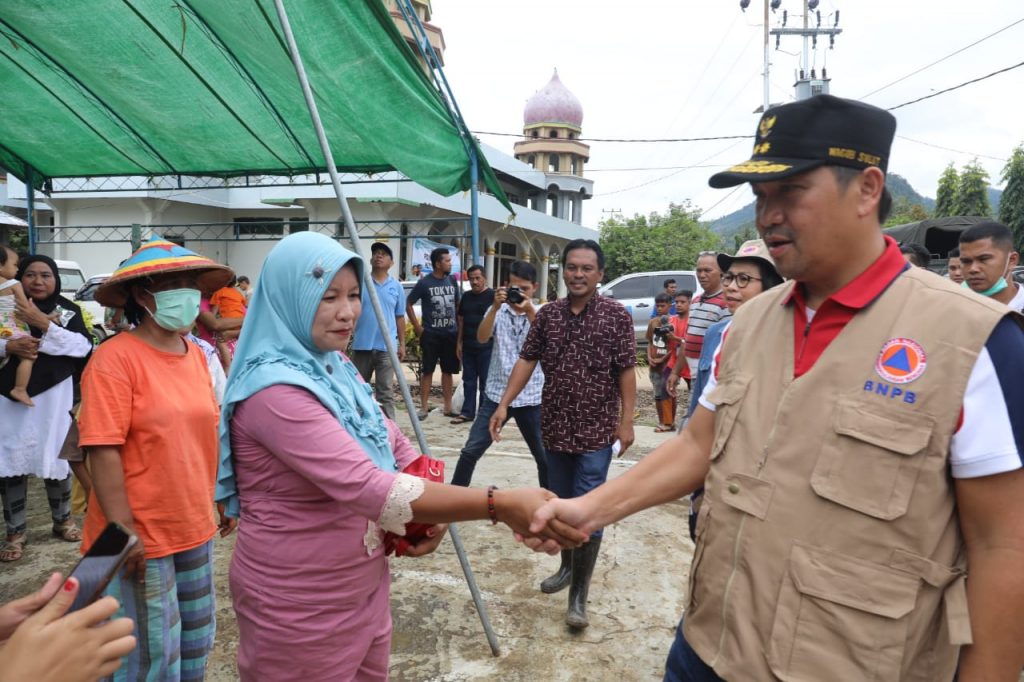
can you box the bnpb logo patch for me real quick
[875,338,927,384]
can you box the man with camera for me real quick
[646,293,678,432]
[450,260,546,489]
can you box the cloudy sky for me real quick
[434,0,1023,223]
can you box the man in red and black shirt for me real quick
[491,238,636,631]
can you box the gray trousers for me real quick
[351,349,397,421]
[1,475,72,536]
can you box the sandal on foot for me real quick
[449,415,471,424]
[52,520,82,542]
[442,411,460,418]
[654,424,675,433]
[0,534,26,562]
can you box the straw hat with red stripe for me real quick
[96,237,234,307]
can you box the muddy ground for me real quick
[1,367,695,681]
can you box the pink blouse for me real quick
[228,384,420,606]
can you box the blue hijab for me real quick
[215,232,397,518]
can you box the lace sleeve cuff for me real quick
[377,473,425,535]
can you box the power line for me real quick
[473,130,752,143]
[886,59,1024,111]
[862,17,1024,100]
[596,138,748,197]
[701,185,747,217]
[896,135,1006,163]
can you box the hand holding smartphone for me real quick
[66,522,138,612]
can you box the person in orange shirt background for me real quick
[662,289,692,430]
[209,277,247,370]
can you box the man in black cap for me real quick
[351,242,406,420]
[526,95,1024,680]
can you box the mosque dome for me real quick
[523,70,583,127]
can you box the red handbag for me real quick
[383,455,445,557]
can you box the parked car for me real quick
[1013,265,1024,286]
[599,270,702,344]
[55,259,87,296]
[74,273,114,341]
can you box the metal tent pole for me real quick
[26,167,36,255]
[395,0,482,266]
[272,0,500,657]
[470,150,480,265]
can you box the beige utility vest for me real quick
[683,267,1013,681]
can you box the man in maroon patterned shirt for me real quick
[491,239,636,630]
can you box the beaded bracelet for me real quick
[486,485,498,525]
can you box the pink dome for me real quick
[524,70,583,127]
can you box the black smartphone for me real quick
[67,522,137,612]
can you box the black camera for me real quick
[506,286,525,304]
[653,315,672,340]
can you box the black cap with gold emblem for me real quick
[708,94,897,189]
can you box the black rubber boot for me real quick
[540,550,572,594]
[566,537,602,629]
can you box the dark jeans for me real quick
[664,619,723,682]
[459,347,492,419]
[450,397,547,488]
[546,444,613,539]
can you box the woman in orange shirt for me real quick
[78,238,236,681]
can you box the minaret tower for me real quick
[514,70,593,225]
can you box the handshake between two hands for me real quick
[492,488,595,554]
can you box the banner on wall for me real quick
[411,237,462,279]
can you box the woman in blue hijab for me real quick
[217,232,578,681]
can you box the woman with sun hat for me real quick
[77,238,236,681]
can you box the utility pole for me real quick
[770,0,842,100]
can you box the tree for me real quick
[732,225,758,251]
[998,143,1024,251]
[934,164,959,218]
[953,159,991,217]
[599,202,720,282]
[883,196,930,228]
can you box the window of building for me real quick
[289,217,309,233]
[548,156,559,173]
[507,193,522,206]
[549,130,558,138]
[531,131,539,138]
[527,155,536,167]
[570,158,579,175]
[234,217,285,236]
[569,132,576,139]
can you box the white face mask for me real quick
[963,254,1011,297]
[144,288,201,331]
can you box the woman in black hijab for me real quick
[0,255,92,562]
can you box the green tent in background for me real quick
[0,0,511,213]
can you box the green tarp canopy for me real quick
[0,0,511,212]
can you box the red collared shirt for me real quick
[786,235,908,377]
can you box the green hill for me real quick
[705,173,1002,242]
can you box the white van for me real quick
[600,270,703,344]
[54,259,87,296]
[74,273,114,341]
